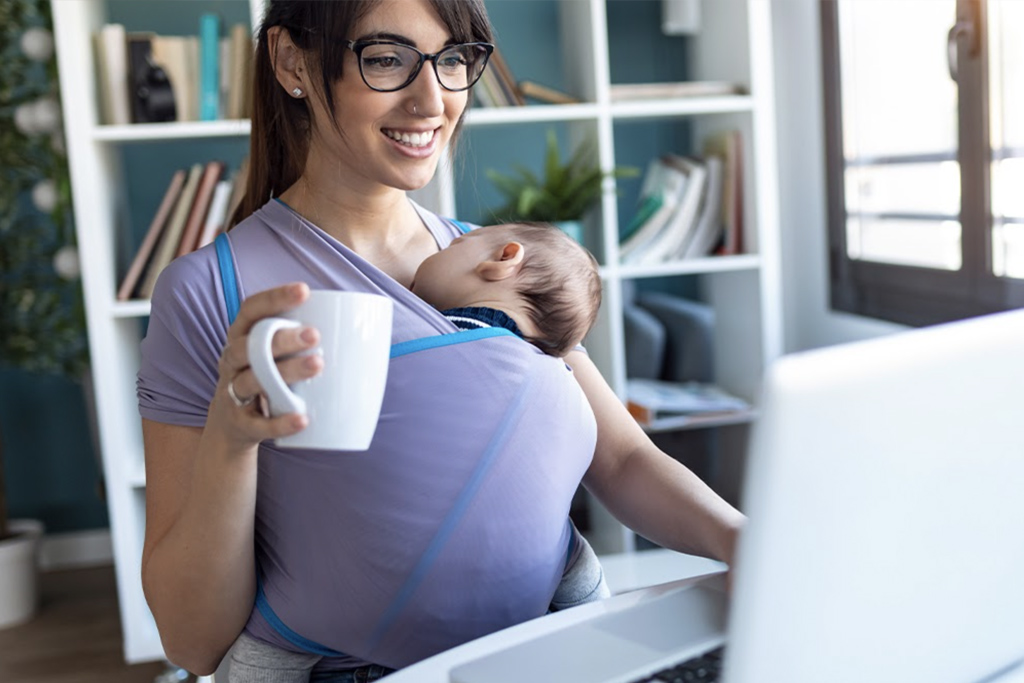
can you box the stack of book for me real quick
[474,47,524,107]
[618,130,743,266]
[625,378,751,428]
[473,48,582,107]
[117,159,248,301]
[94,16,254,125]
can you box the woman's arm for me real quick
[141,283,319,674]
[567,350,745,566]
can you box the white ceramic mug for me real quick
[247,290,393,450]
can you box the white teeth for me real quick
[385,129,434,147]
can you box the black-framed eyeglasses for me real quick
[345,40,494,93]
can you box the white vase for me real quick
[0,519,44,629]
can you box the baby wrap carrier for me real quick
[212,201,597,668]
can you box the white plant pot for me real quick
[0,519,44,629]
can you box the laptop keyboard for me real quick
[630,645,725,682]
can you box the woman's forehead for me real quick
[352,0,452,49]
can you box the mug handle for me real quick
[247,318,307,417]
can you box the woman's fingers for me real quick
[240,407,308,439]
[225,354,323,407]
[220,324,320,377]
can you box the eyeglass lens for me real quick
[359,43,490,91]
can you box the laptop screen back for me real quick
[725,310,1024,683]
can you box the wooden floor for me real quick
[0,565,176,683]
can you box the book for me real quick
[703,130,743,255]
[609,81,743,101]
[176,161,226,257]
[518,80,581,105]
[139,163,204,298]
[488,48,525,106]
[676,155,724,260]
[116,169,186,301]
[150,35,199,121]
[219,36,231,117]
[195,178,233,250]
[625,378,750,426]
[224,155,250,229]
[630,155,707,266]
[226,24,254,119]
[618,157,690,264]
[475,66,505,107]
[198,13,221,121]
[94,24,131,125]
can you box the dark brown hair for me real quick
[229,0,493,228]
[500,223,603,358]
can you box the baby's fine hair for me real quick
[501,222,602,358]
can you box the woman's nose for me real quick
[406,61,446,118]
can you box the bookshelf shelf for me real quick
[465,103,601,126]
[609,95,755,120]
[614,254,763,279]
[53,0,781,666]
[92,119,251,143]
[126,463,147,490]
[641,409,759,435]
[110,300,151,318]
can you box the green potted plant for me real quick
[486,130,637,243]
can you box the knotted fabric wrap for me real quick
[140,199,597,668]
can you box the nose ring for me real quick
[413,103,418,115]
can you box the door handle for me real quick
[947,1,981,82]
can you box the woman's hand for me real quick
[207,281,324,452]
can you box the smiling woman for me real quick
[137,0,745,680]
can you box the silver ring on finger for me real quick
[227,379,257,408]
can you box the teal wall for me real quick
[5,0,694,535]
[0,370,108,531]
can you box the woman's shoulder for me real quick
[148,241,227,325]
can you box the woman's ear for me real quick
[476,242,525,281]
[268,26,307,97]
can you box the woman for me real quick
[138,0,744,678]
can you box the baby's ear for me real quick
[476,241,525,281]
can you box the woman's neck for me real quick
[278,174,440,288]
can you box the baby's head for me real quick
[412,222,602,357]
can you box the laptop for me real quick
[450,309,1024,683]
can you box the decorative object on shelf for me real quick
[0,0,88,627]
[485,130,636,241]
[661,0,701,35]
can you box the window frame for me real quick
[821,0,1024,327]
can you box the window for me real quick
[821,0,1024,326]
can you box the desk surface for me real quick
[384,550,724,683]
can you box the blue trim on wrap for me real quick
[215,233,240,325]
[449,218,473,234]
[390,326,516,358]
[366,370,538,651]
[564,519,577,571]
[255,578,349,657]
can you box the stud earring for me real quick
[292,87,303,97]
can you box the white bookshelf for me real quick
[52,0,781,665]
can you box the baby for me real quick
[411,221,602,358]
